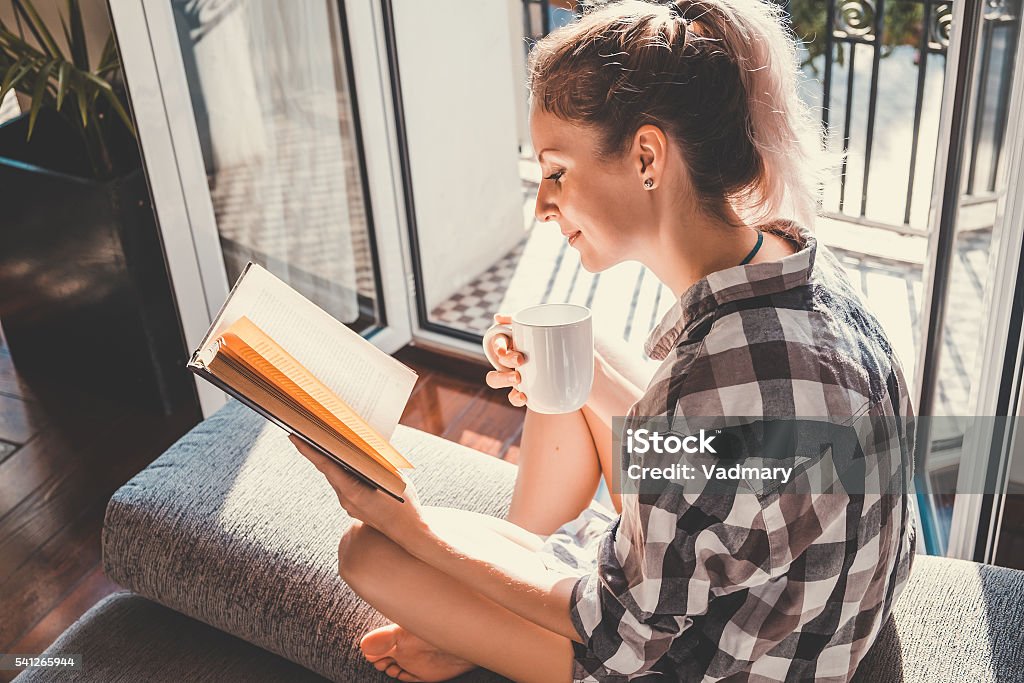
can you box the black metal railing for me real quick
[522,0,1020,236]
[523,0,554,41]
[824,0,952,232]
[817,0,1019,234]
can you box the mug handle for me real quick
[482,323,514,371]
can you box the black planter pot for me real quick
[0,110,197,415]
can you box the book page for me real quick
[195,263,417,439]
[221,317,411,470]
[204,355,406,500]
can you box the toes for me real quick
[360,623,400,659]
[396,670,423,683]
[385,663,403,678]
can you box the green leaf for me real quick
[27,58,55,139]
[0,1,134,165]
[1,56,26,96]
[0,57,33,101]
[75,76,88,128]
[58,9,74,62]
[55,61,69,110]
[0,42,15,65]
[0,26,49,61]
[99,84,135,138]
[80,70,115,92]
[97,33,118,75]
[13,0,64,61]
[66,0,88,71]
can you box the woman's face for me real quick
[530,106,653,272]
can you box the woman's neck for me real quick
[645,205,763,300]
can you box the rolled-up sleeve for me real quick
[568,491,773,680]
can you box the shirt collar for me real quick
[645,220,817,361]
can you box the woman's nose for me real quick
[534,188,559,223]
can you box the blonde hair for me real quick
[528,0,834,231]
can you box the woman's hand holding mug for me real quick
[484,315,527,407]
[483,304,594,414]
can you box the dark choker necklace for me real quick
[739,230,764,266]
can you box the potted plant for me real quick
[0,0,196,414]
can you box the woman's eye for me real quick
[545,170,565,183]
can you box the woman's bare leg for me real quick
[580,403,621,513]
[422,506,544,551]
[342,513,574,683]
[349,383,618,681]
[353,417,600,679]
[507,407,603,534]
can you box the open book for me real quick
[187,263,418,501]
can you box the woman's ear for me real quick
[634,124,669,189]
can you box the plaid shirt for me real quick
[569,222,917,682]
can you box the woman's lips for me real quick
[567,230,582,246]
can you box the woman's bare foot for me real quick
[360,623,476,682]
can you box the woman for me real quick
[291,1,917,681]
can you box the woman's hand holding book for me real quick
[289,433,424,544]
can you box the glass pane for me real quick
[413,0,940,377]
[912,0,1021,555]
[170,0,382,332]
[388,1,533,337]
[400,0,674,365]
[404,2,1017,560]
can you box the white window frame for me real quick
[946,23,1024,561]
[109,0,416,418]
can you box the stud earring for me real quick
[644,178,655,190]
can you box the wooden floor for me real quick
[0,328,202,683]
[0,340,521,681]
[394,347,525,463]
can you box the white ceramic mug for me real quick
[483,303,594,414]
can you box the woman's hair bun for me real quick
[667,1,690,33]
[530,0,836,230]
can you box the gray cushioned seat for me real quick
[854,554,1024,682]
[89,400,1024,682]
[12,592,330,682]
[101,400,512,682]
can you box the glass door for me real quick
[382,0,1019,381]
[379,0,671,374]
[910,0,1024,559]
[942,0,1024,564]
[110,0,414,416]
[381,1,1023,563]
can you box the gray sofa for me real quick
[14,400,1024,682]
